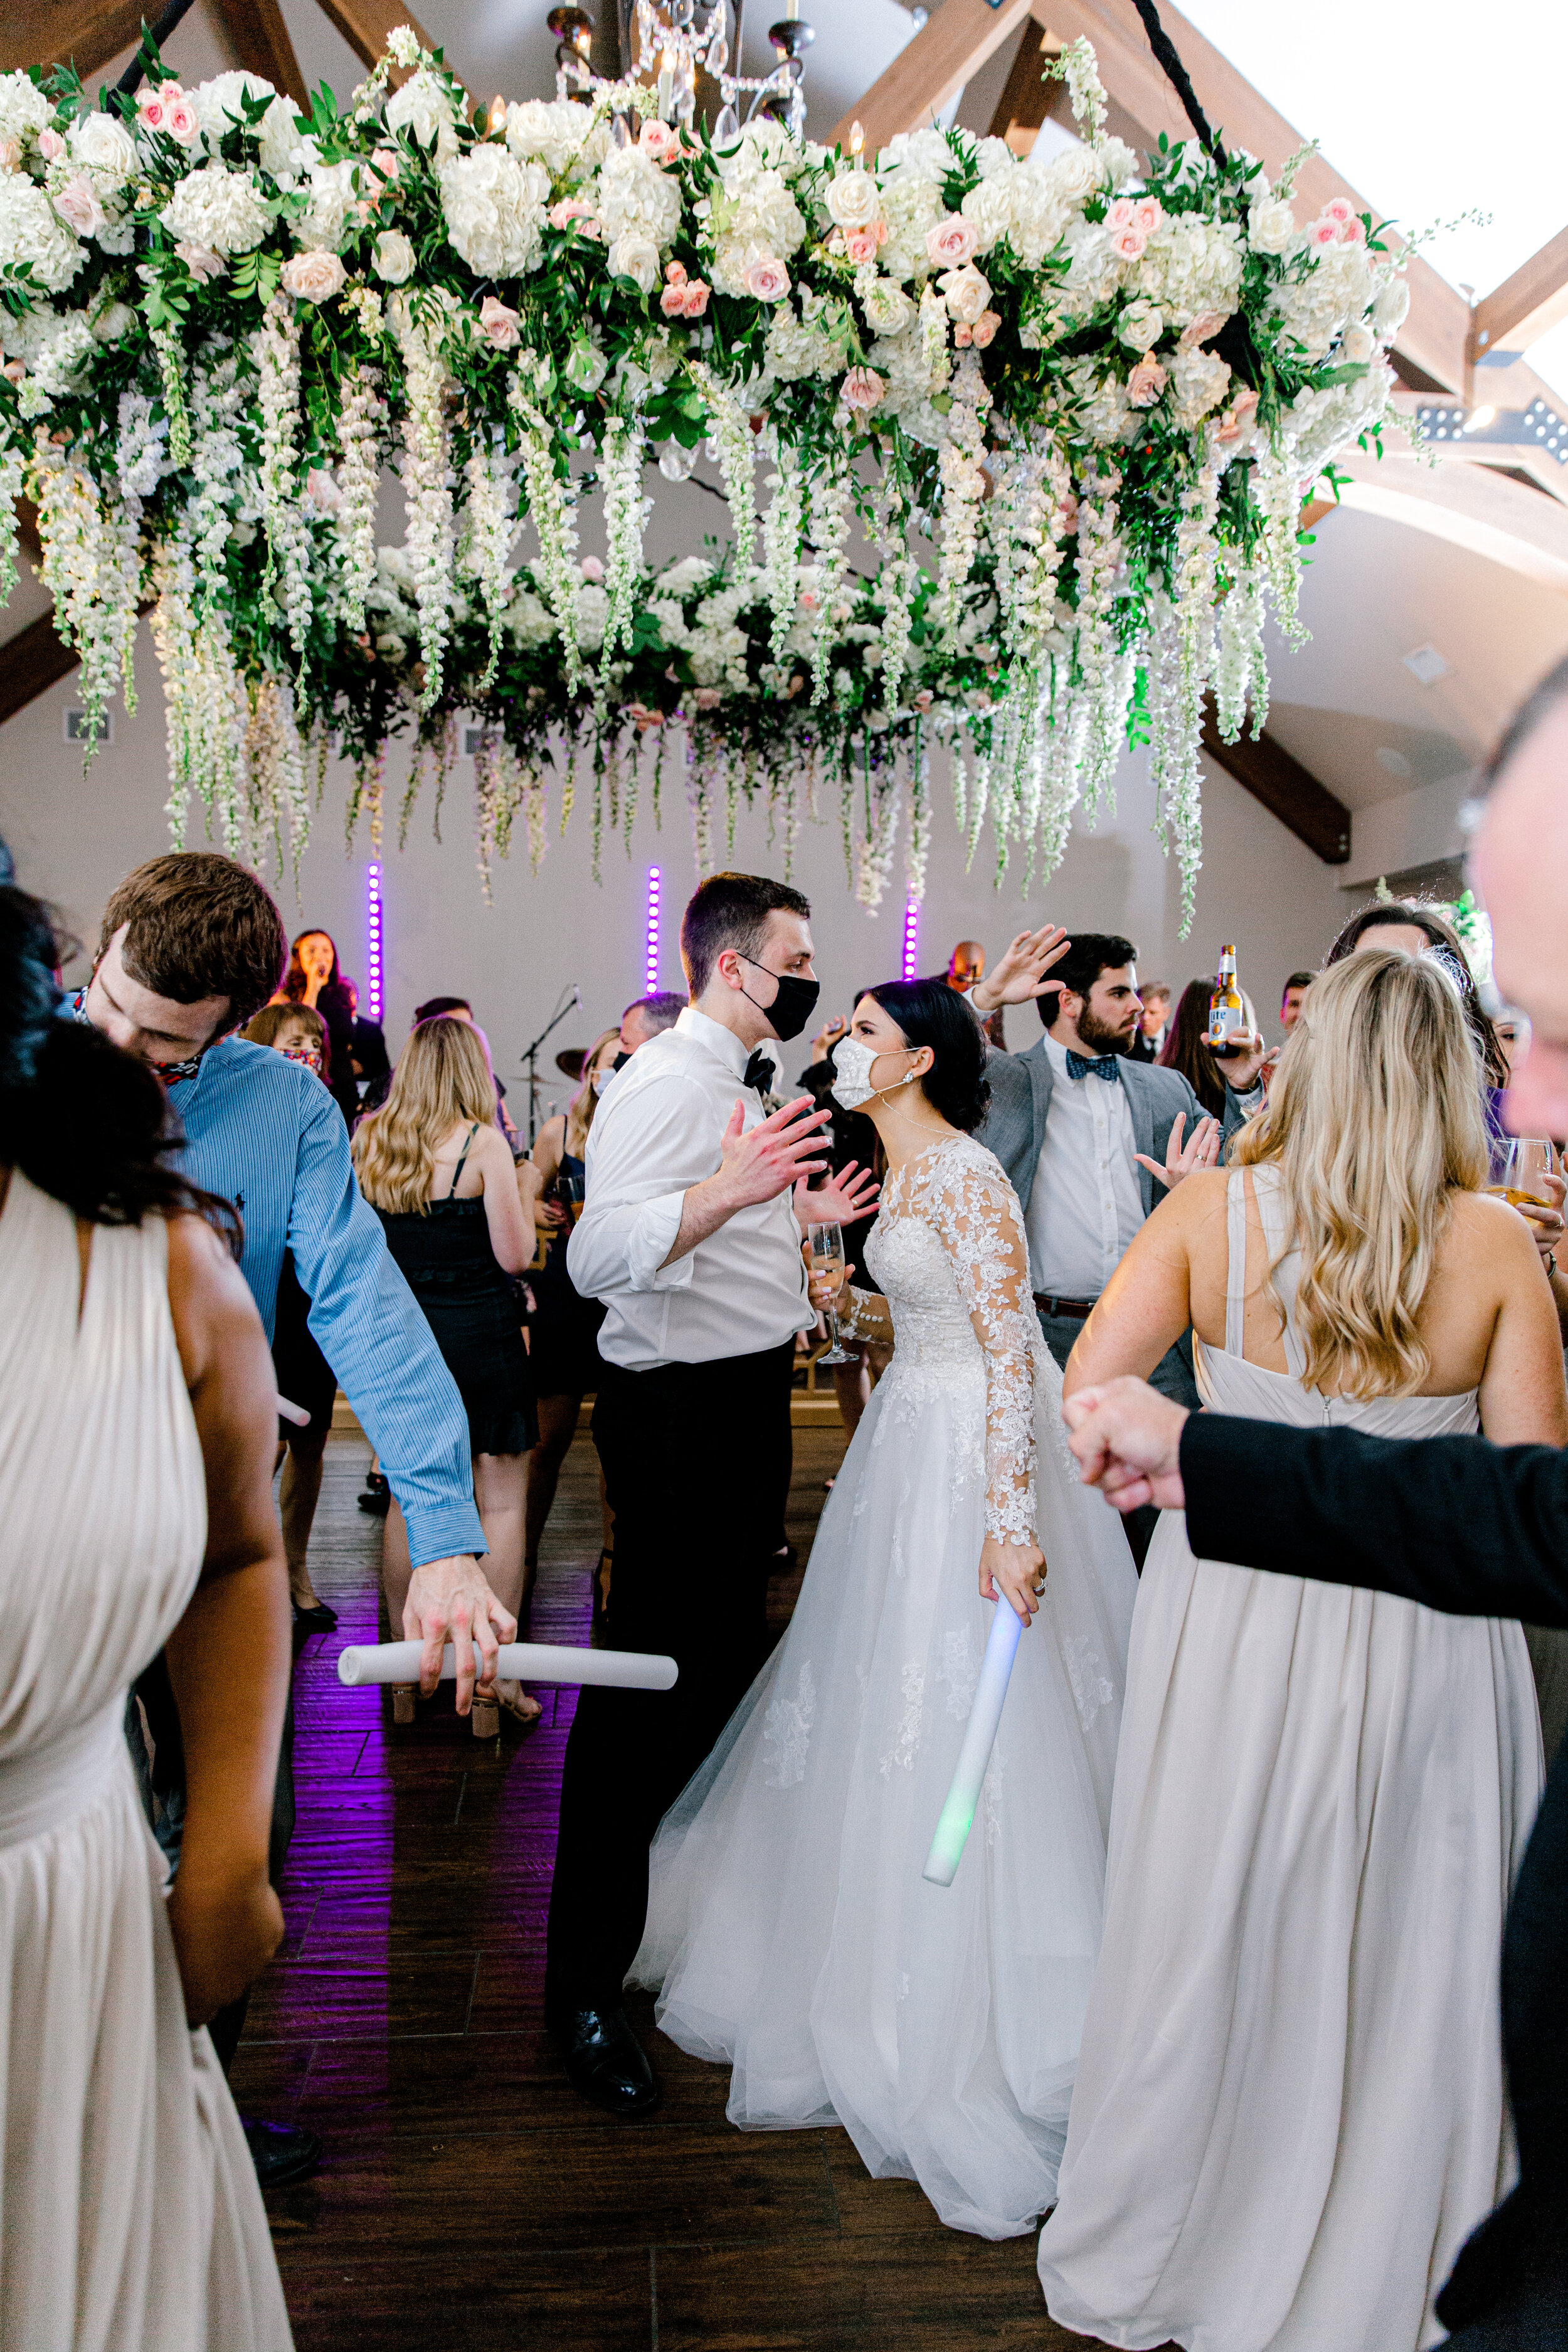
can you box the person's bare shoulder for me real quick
[1448,1185,1545,1273]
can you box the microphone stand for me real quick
[519,988,580,1148]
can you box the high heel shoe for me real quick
[391,1683,416,1725]
[495,1677,542,1729]
[470,1692,501,1739]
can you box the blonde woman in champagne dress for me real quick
[1038,948,1559,2352]
[0,888,293,2349]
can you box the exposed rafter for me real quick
[213,0,307,108]
[311,0,434,76]
[828,0,1034,159]
[1200,695,1352,864]
[0,3,149,79]
[0,610,80,728]
[1471,225,1568,368]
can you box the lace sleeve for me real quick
[926,1144,1039,1543]
[839,1285,893,1345]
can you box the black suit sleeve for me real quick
[1180,1413,1568,1628]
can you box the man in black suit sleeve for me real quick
[1057,654,1568,2349]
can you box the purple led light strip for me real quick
[645,865,661,995]
[366,861,383,1024]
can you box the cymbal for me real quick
[555,1047,586,1080]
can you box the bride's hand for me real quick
[980,1535,1046,1624]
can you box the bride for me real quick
[630,975,1139,2238]
[1037,946,1559,2351]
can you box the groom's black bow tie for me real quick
[1066,1051,1122,1084]
[743,1049,774,1094]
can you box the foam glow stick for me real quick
[922,1600,1024,1886]
[277,1394,312,1427]
[336,1640,677,1692]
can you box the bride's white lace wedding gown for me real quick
[630,1133,1138,2238]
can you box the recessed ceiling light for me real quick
[1403,644,1449,686]
[1375,745,1412,776]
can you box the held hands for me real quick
[717,1093,831,1212]
[795,1158,880,1235]
[1135,1110,1222,1191]
[970,924,1072,1014]
[981,1534,1047,1624]
[1061,1378,1190,1513]
[404,1553,518,1714]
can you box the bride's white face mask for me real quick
[831,1034,918,1111]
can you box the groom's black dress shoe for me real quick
[548,2003,660,2116]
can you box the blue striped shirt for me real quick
[172,1036,485,1567]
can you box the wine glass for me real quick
[808,1219,852,1367]
[1486,1136,1554,1209]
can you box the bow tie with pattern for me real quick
[743,1049,774,1094]
[1066,1050,1122,1084]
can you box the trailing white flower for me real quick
[807,456,853,704]
[335,363,384,633]
[935,351,990,645]
[0,430,27,604]
[1213,561,1268,744]
[256,292,314,663]
[34,443,141,758]
[688,358,757,563]
[1149,462,1219,933]
[393,304,455,711]
[761,430,803,662]
[509,373,582,690]
[599,412,649,672]
[458,426,516,687]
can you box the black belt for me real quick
[1033,1293,1097,1320]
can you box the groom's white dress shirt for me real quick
[568,1005,812,1370]
[1024,1035,1145,1300]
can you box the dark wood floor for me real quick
[238,1425,1160,2350]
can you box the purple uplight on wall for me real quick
[366,861,383,1024]
[902,896,919,983]
[645,865,661,995]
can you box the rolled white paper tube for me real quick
[335,1640,678,1693]
[921,1600,1024,1887]
[277,1394,312,1427]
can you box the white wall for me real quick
[1,615,1348,1108]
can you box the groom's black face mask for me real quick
[734,953,820,1042]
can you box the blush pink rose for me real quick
[744,254,790,302]
[1126,354,1167,407]
[1110,226,1147,262]
[681,278,710,317]
[844,226,880,266]
[1308,218,1340,248]
[166,98,199,145]
[53,173,106,236]
[370,147,400,180]
[175,239,225,281]
[1058,493,1079,534]
[38,129,66,162]
[477,292,521,348]
[1322,197,1356,226]
[1107,199,1136,231]
[1131,196,1162,235]
[136,92,166,133]
[693,686,722,709]
[549,197,593,230]
[659,281,687,316]
[839,365,884,412]
[638,119,681,165]
[969,309,1000,348]
[580,556,604,581]
[1338,213,1365,244]
[953,322,972,346]
[664,258,687,287]
[926,215,978,268]
[0,137,20,171]
[281,249,347,302]
[1179,310,1226,350]
[1214,386,1260,445]
[303,467,342,514]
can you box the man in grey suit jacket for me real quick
[972,928,1268,1560]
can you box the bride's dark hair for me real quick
[864,976,990,1133]
[0,884,240,1246]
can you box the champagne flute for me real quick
[1486,1136,1554,1209]
[808,1219,852,1367]
[560,1172,585,1223]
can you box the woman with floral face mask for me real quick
[630,976,1139,2241]
[525,1029,620,1619]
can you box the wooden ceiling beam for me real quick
[1,1,149,78]
[988,23,1066,154]
[828,0,1034,158]
[0,611,80,728]
[211,0,308,108]
[1471,223,1568,366]
[312,0,435,78]
[1200,694,1352,864]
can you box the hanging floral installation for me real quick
[0,27,1407,927]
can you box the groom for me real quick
[549,873,877,2115]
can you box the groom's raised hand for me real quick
[717,1093,832,1207]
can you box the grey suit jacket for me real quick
[976,1034,1250,1242]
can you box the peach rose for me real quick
[281,249,346,303]
[840,365,884,412]
[953,323,972,347]
[744,254,790,302]
[53,173,106,237]
[1179,310,1226,351]
[0,137,19,171]
[926,215,978,268]
[1057,494,1079,534]
[1126,354,1167,407]
[692,686,722,709]
[681,278,710,317]
[2,359,24,384]
[969,309,1000,348]
[1213,386,1259,445]
[477,292,520,348]
[175,239,224,282]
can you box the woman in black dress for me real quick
[353,1015,541,1733]
[525,1028,619,1619]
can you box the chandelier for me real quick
[547,0,814,140]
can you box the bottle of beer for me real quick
[1207,944,1244,1047]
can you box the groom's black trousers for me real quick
[545,1337,796,2011]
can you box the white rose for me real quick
[824,169,880,231]
[1038,146,1099,206]
[384,68,459,164]
[281,247,346,301]
[1118,297,1163,350]
[257,93,307,181]
[504,98,587,178]
[438,144,549,277]
[374,228,415,282]
[608,231,660,294]
[1371,277,1410,340]
[0,72,52,147]
[90,298,137,341]
[596,146,682,247]
[1248,197,1295,255]
[193,71,275,151]
[938,260,990,325]
[160,160,270,257]
[1342,320,1375,364]
[861,276,914,336]
[0,172,85,292]
[69,109,137,187]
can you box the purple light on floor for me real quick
[902,896,919,983]
[645,865,661,995]
[366,861,383,1024]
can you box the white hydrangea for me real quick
[161,161,270,257]
[877,174,945,282]
[257,94,310,183]
[438,145,550,277]
[297,158,357,250]
[647,595,689,646]
[1136,215,1244,327]
[713,159,804,263]
[30,310,97,398]
[0,172,85,292]
[764,303,837,381]
[960,167,1071,269]
[0,72,52,146]
[1060,218,1123,311]
[1066,358,1133,445]
[877,127,953,183]
[384,68,460,164]
[503,583,557,647]
[504,99,594,179]
[1272,240,1374,362]
[868,322,948,427]
[654,554,712,595]
[69,109,137,187]
[596,146,681,249]
[193,71,275,151]
[1371,275,1409,342]
[1168,346,1231,425]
